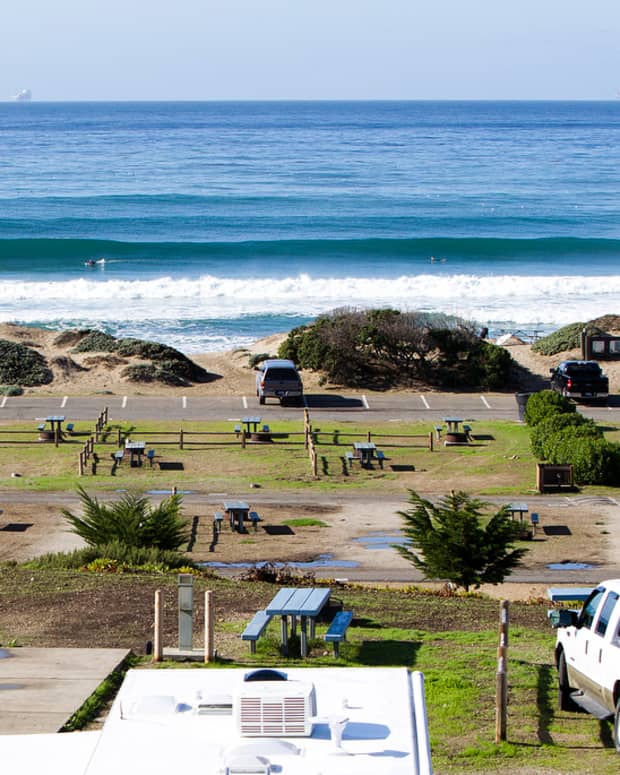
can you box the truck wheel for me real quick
[259,395,265,405]
[614,698,620,753]
[558,651,577,711]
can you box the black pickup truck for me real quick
[549,360,609,404]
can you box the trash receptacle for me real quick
[515,392,533,422]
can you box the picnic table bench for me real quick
[324,610,353,657]
[241,610,273,654]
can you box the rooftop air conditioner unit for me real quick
[235,680,316,737]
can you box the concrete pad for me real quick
[0,647,130,734]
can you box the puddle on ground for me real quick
[547,562,594,570]
[0,649,13,659]
[353,532,410,550]
[199,554,359,570]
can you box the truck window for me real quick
[595,591,619,637]
[578,588,605,630]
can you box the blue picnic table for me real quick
[223,500,250,532]
[266,587,331,657]
[507,502,529,522]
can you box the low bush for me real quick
[248,352,271,368]
[71,330,118,352]
[532,321,605,355]
[0,339,53,386]
[524,390,575,426]
[546,435,620,485]
[529,413,600,459]
[0,384,23,396]
[24,542,193,571]
[121,363,190,386]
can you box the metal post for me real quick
[281,615,289,657]
[153,589,163,662]
[178,573,193,651]
[204,590,214,663]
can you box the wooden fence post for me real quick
[78,452,84,476]
[117,427,122,447]
[179,428,184,450]
[153,589,163,663]
[429,431,434,452]
[204,590,214,663]
[495,600,509,743]
[241,430,246,449]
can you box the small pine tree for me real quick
[395,490,528,591]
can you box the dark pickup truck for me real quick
[549,360,609,404]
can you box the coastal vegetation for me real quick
[278,308,513,389]
[62,486,190,552]
[0,328,212,389]
[396,490,528,591]
[531,313,620,356]
[0,339,53,386]
[525,389,620,484]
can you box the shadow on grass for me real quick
[355,639,421,666]
[535,662,554,744]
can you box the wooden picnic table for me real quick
[223,500,250,532]
[265,587,331,657]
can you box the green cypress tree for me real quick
[395,490,528,591]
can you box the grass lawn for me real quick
[0,418,615,496]
[0,567,617,773]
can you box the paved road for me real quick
[1,392,617,424]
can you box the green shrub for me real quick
[530,413,600,459]
[532,322,605,355]
[0,384,23,396]
[23,542,193,571]
[546,435,620,485]
[248,352,271,368]
[62,488,190,551]
[121,363,190,386]
[71,330,118,352]
[0,339,53,386]
[524,390,575,426]
[278,309,512,390]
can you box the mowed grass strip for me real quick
[0,418,561,494]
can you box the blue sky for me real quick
[3,0,619,100]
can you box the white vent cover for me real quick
[236,680,316,737]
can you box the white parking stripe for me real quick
[420,394,430,409]
[0,396,7,408]
[61,396,68,408]
[122,396,128,408]
[480,395,491,409]
[242,396,248,409]
[362,394,370,409]
[182,396,187,409]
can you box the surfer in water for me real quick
[84,259,96,267]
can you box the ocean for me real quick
[0,100,619,353]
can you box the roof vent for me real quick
[236,680,316,737]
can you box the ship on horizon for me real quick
[10,89,32,101]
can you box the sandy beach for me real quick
[3,322,619,397]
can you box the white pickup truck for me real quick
[551,579,620,752]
